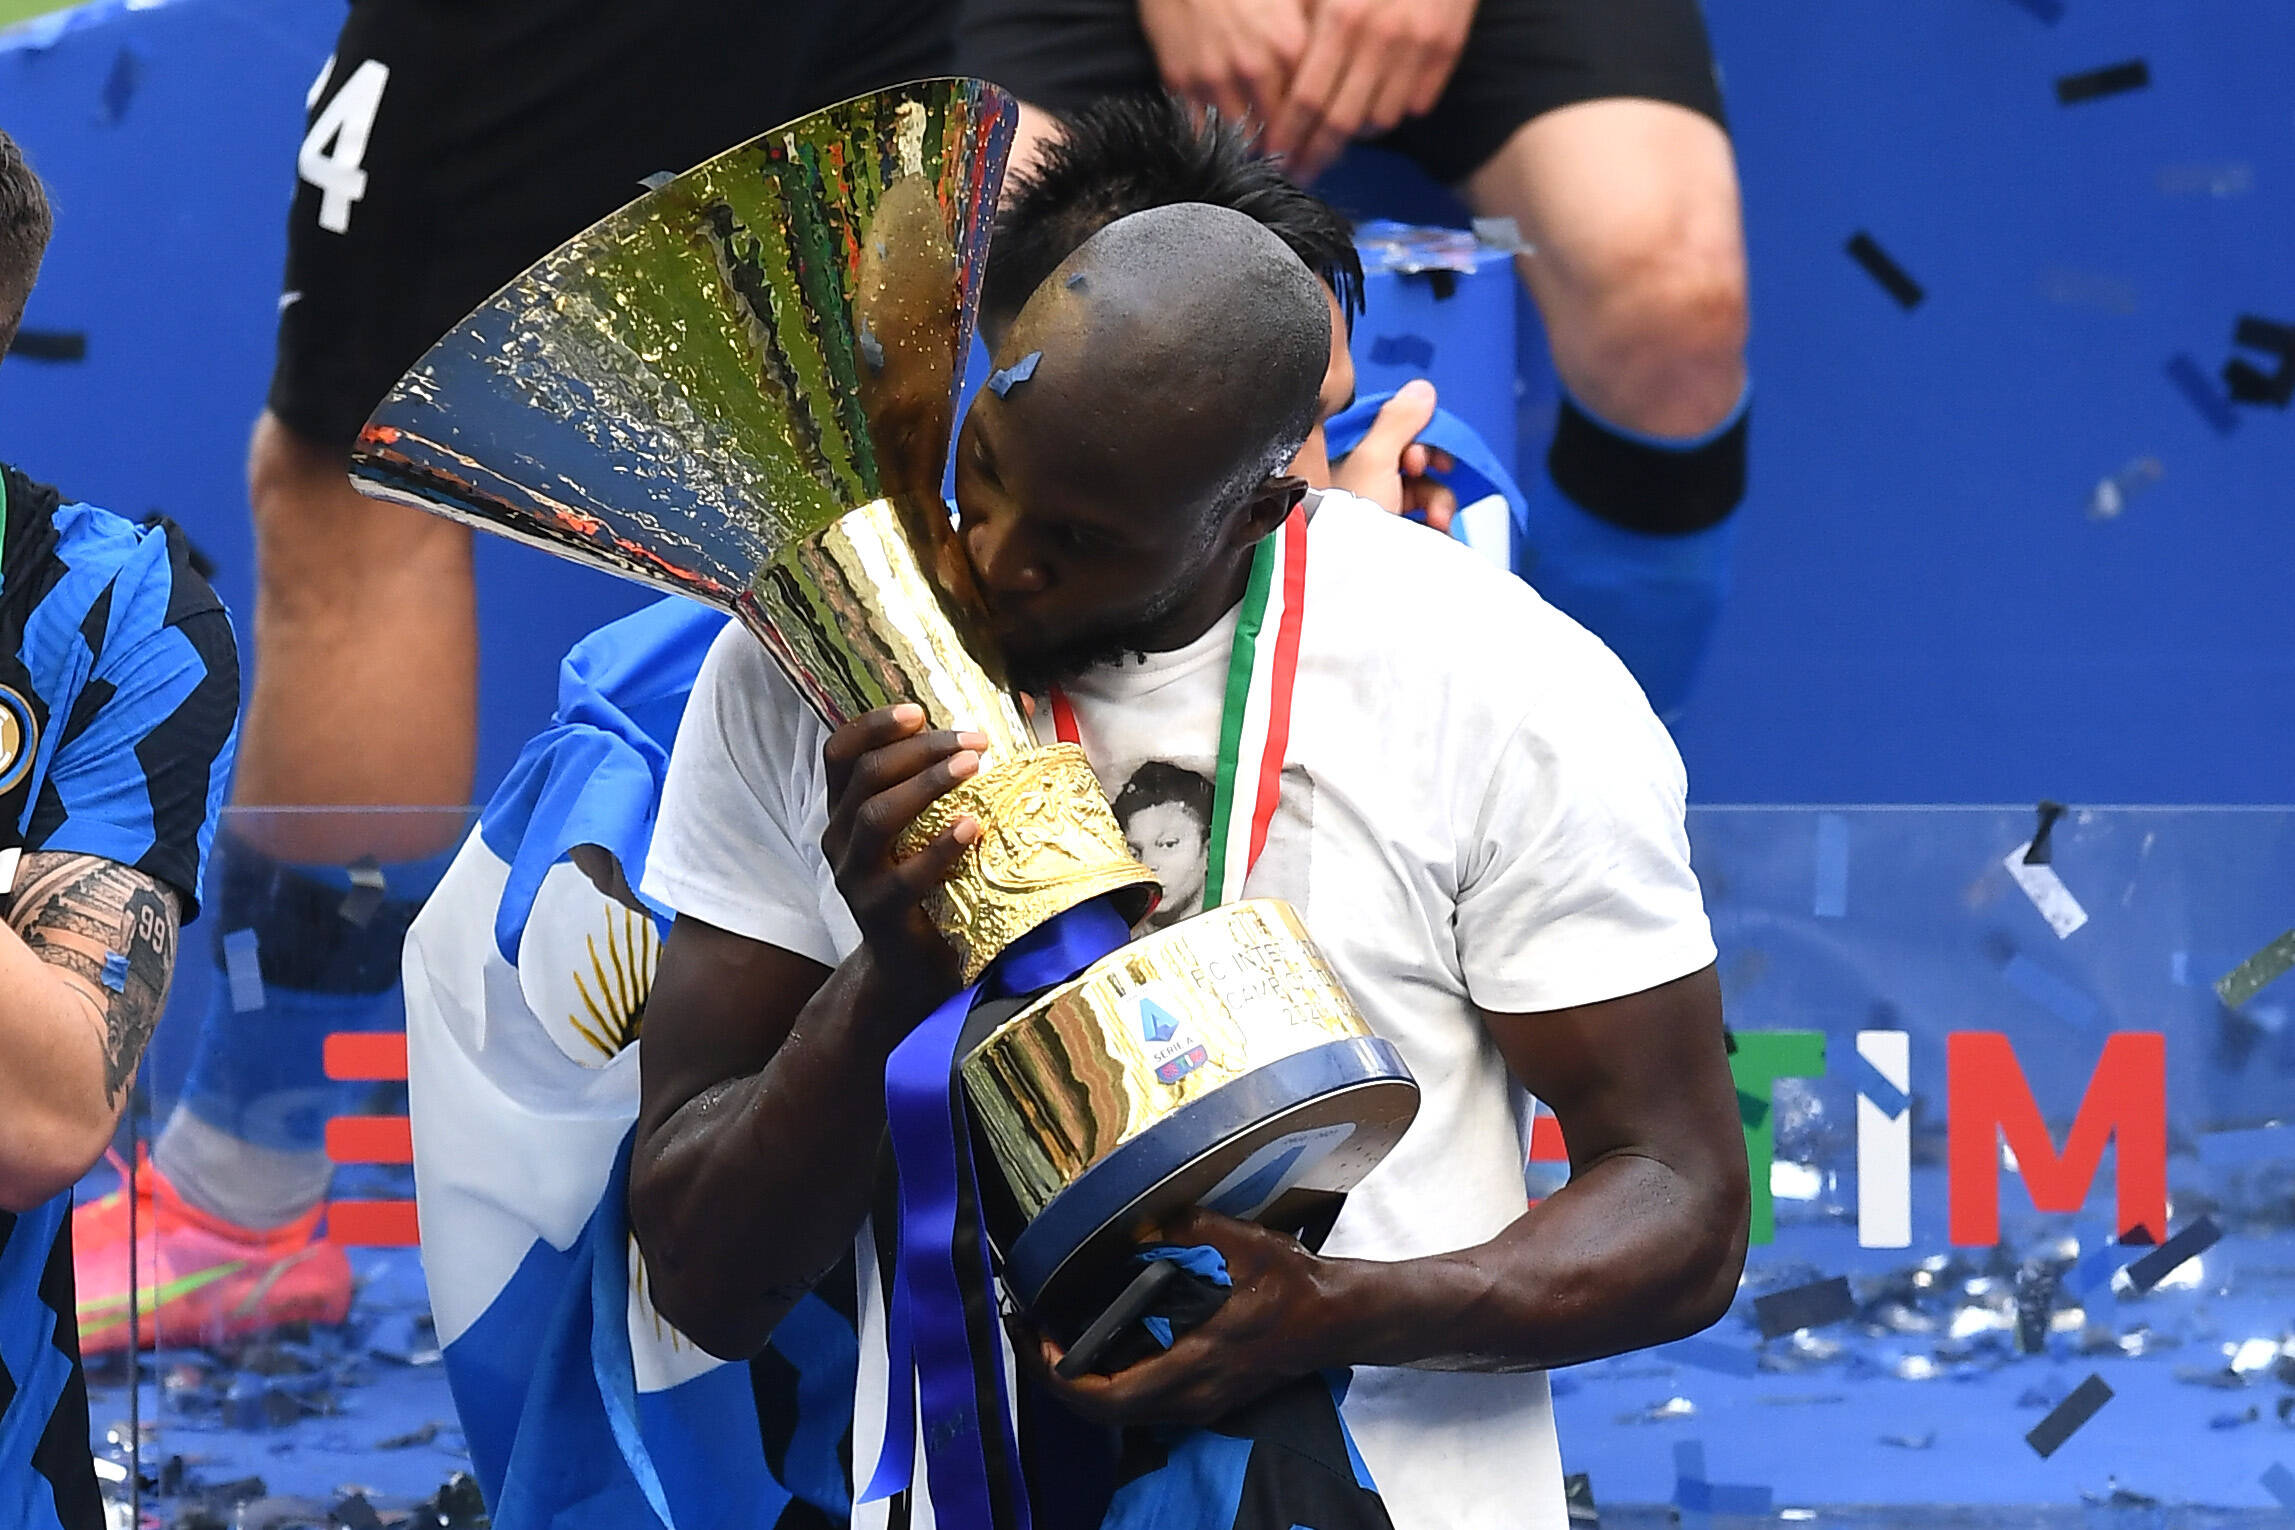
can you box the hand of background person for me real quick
[1264,0,1477,182]
[1331,379,1461,531]
[1012,1204,1339,1427]
[1139,0,1312,133]
[819,704,984,1020]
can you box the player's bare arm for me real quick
[630,705,985,1360]
[0,851,182,1211]
[1022,964,1749,1427]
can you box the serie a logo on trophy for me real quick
[352,78,1417,1345]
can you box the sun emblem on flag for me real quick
[568,902,658,1060]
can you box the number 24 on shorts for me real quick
[298,55,391,235]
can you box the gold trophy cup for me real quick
[353,79,1415,1335]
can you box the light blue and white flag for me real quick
[403,596,858,1530]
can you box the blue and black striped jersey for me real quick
[0,461,238,1530]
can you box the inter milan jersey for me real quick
[0,462,237,1530]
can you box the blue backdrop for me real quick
[3,0,2290,803]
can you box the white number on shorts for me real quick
[298,58,390,235]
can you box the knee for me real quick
[1576,238,1749,436]
[1622,242,1748,371]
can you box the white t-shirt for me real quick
[642,489,1716,1530]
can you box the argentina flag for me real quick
[402,596,857,1530]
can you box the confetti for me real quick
[1848,1047,1910,1118]
[2122,1216,2221,1294]
[5,330,87,363]
[2002,953,2101,1030]
[2025,1372,2113,1457]
[1470,216,1534,255]
[223,928,266,1012]
[2055,60,2150,104]
[2222,316,2295,407]
[1755,1276,1857,1339]
[2216,930,2295,1011]
[985,350,1041,397]
[2005,842,2089,938]
[2086,456,2162,521]
[1813,813,1849,918]
[2165,354,2240,435]
[1846,232,1923,310]
[1673,1441,1772,1517]
[341,857,388,927]
[2022,801,2067,865]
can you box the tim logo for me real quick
[1135,991,1210,1086]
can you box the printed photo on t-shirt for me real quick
[1112,758,1315,931]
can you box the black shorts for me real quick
[269,0,955,452]
[956,0,1726,187]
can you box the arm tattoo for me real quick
[7,852,182,1107]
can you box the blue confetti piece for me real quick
[2261,1462,2295,1512]
[223,928,266,1012]
[1848,1048,1909,1118]
[1367,334,1435,371]
[100,951,128,992]
[99,45,139,125]
[1673,1441,1771,1517]
[2005,0,2065,21]
[986,350,1041,397]
[2069,1240,2127,1296]
[2166,353,2240,436]
[2002,953,2101,1030]
[1813,813,1849,918]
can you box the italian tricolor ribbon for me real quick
[1051,504,1308,907]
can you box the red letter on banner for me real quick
[1947,1031,2165,1246]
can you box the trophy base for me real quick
[995,1035,1419,1341]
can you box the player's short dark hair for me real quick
[1113,758,1216,829]
[985,94,1363,342]
[0,130,53,357]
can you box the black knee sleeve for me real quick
[1547,395,1749,536]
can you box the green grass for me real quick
[0,0,79,30]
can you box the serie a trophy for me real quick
[352,79,1416,1342]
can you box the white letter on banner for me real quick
[1857,1030,1911,1249]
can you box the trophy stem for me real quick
[904,742,1158,982]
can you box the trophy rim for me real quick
[352,73,1021,456]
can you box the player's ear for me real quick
[1238,474,1307,546]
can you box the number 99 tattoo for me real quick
[7,852,183,1106]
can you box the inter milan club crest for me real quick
[0,685,37,795]
[1131,985,1211,1086]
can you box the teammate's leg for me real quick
[1345,0,1749,719]
[1465,101,1746,442]
[236,413,480,862]
[1462,98,1749,718]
